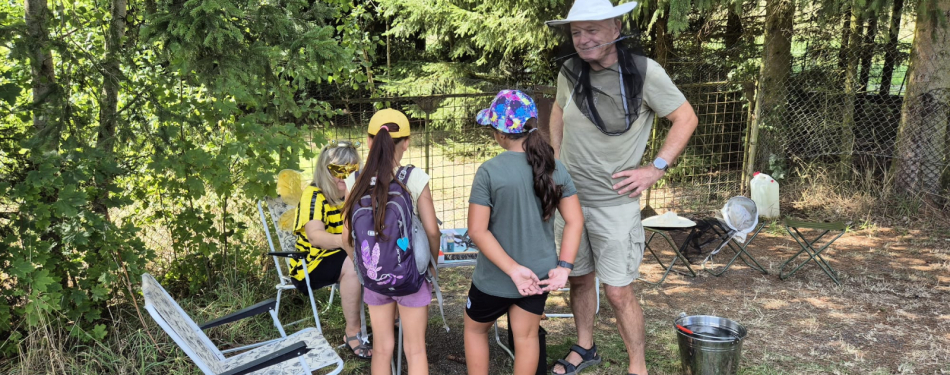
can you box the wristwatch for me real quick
[652,157,669,171]
[556,260,574,270]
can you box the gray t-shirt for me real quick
[468,151,577,298]
[556,58,687,207]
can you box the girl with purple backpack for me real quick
[464,90,584,375]
[291,140,371,360]
[342,109,441,375]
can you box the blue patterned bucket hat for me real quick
[476,90,539,134]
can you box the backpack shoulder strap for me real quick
[396,165,415,186]
[427,258,450,332]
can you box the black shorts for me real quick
[465,283,549,323]
[290,250,347,291]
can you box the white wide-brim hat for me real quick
[545,0,639,26]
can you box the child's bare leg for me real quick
[509,305,543,375]
[367,302,397,375]
[397,304,429,375]
[463,310,494,375]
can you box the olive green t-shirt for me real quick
[468,151,577,298]
[556,58,687,207]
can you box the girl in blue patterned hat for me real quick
[463,90,584,375]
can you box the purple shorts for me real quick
[363,281,432,307]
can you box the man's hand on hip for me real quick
[611,165,665,197]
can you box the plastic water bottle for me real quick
[750,172,780,219]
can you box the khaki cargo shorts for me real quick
[555,200,645,287]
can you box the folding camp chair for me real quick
[257,198,367,345]
[780,218,849,285]
[641,226,698,285]
[701,222,769,276]
[701,197,768,276]
[142,273,344,375]
[494,278,602,361]
[544,279,600,319]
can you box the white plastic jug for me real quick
[750,172,780,219]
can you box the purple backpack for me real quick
[351,166,425,296]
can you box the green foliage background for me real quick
[2,0,946,365]
[0,0,374,354]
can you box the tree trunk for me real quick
[878,0,904,96]
[654,5,674,66]
[891,0,950,197]
[641,0,655,43]
[839,4,863,170]
[838,4,852,70]
[724,10,743,49]
[94,0,127,218]
[24,0,58,151]
[748,0,793,178]
[25,0,70,294]
[695,14,708,53]
[858,13,878,92]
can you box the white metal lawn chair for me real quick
[257,197,369,344]
[141,273,343,375]
[702,196,769,276]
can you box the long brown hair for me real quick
[343,123,408,243]
[501,119,563,220]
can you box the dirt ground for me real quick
[390,224,950,375]
[300,135,949,374]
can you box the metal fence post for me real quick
[742,86,760,194]
[425,110,430,175]
[416,97,440,175]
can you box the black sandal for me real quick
[344,333,372,360]
[551,343,601,375]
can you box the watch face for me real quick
[654,158,668,170]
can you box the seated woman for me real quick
[290,140,371,359]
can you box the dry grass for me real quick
[8,134,949,374]
[423,224,950,374]
[6,211,948,375]
[781,161,949,228]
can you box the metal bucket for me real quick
[674,313,748,375]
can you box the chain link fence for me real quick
[642,63,751,214]
[307,76,755,227]
[307,94,500,229]
[306,22,948,229]
[139,8,949,265]
[751,11,948,206]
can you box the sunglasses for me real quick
[327,163,359,179]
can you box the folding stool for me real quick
[702,221,769,276]
[780,218,849,285]
[641,227,698,285]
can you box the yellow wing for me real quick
[276,169,304,205]
[276,169,304,232]
[277,210,297,231]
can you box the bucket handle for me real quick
[676,323,738,343]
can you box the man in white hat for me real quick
[546,1,698,374]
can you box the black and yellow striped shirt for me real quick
[290,186,344,281]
